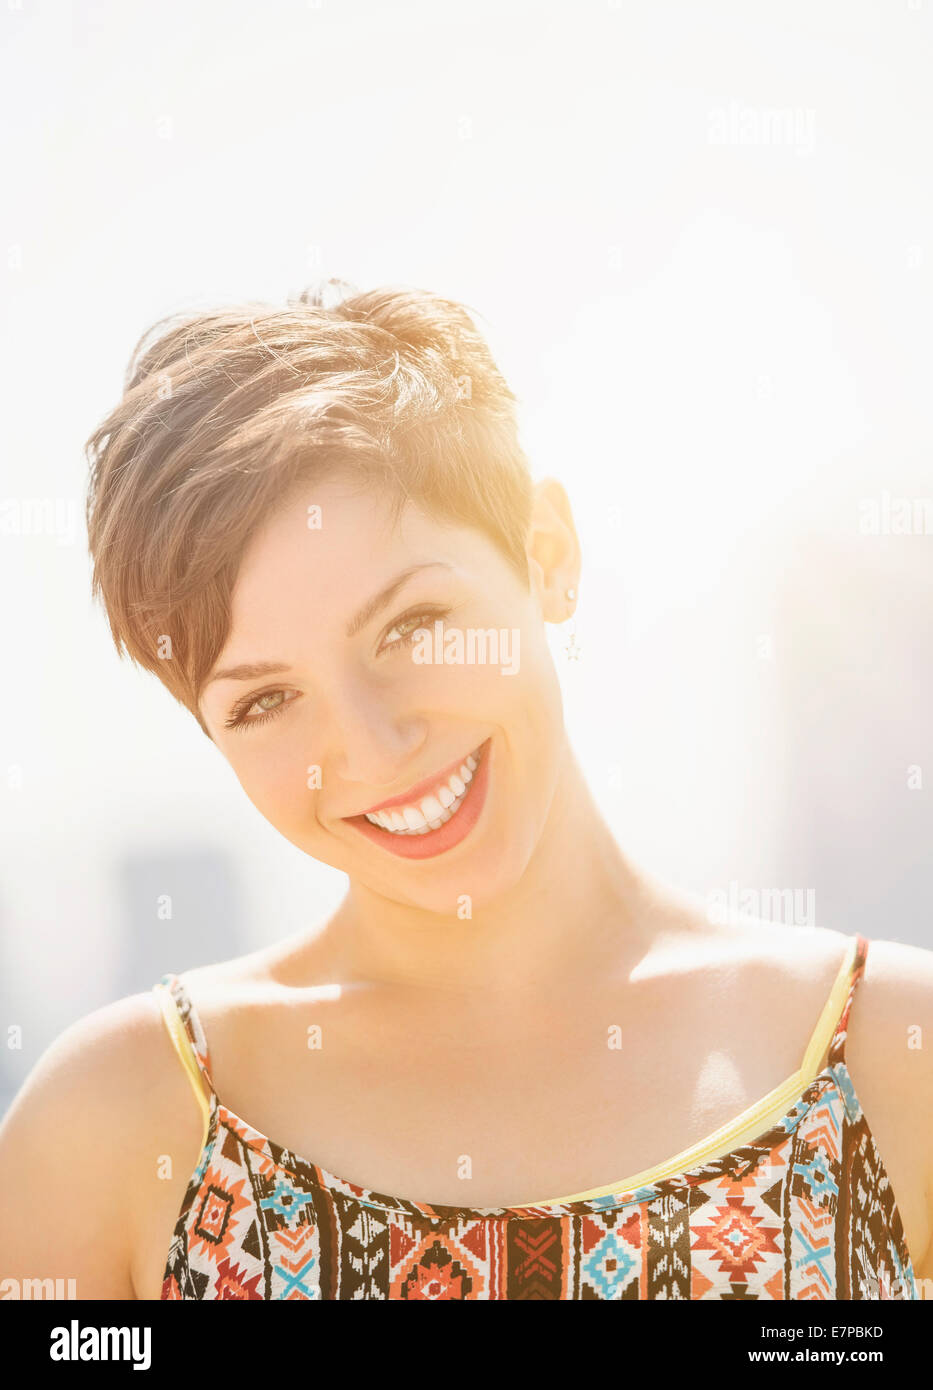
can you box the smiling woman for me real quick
[1,281,932,1303]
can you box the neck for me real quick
[319,737,656,1000]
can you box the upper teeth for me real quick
[364,745,484,834]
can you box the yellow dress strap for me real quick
[153,979,212,1157]
[798,934,860,1076]
[527,934,861,1207]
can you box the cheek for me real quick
[496,624,564,724]
[404,621,564,750]
[430,651,561,757]
[227,739,314,829]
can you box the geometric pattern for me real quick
[156,935,919,1300]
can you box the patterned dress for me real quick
[153,934,918,1299]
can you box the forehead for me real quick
[219,477,477,659]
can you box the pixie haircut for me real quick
[84,282,534,738]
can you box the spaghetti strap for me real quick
[826,934,869,1068]
[153,973,216,1155]
[796,933,860,1078]
[155,973,216,1090]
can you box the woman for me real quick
[1,283,930,1301]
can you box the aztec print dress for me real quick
[153,934,918,1300]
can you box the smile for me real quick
[363,741,485,833]
[343,738,492,860]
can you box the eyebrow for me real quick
[205,562,453,686]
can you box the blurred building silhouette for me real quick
[113,846,248,997]
[0,846,247,1124]
[773,521,933,946]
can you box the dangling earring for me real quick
[563,587,581,660]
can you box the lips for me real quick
[358,743,484,818]
[343,737,493,860]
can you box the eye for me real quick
[222,606,452,732]
[379,606,450,655]
[224,688,298,732]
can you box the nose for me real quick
[325,678,427,793]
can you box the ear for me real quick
[524,477,581,623]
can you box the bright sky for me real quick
[1,1,931,1058]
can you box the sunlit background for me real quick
[2,0,932,1117]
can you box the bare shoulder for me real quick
[735,920,933,1027]
[648,889,861,1040]
[0,988,204,1300]
[0,989,177,1157]
[854,934,933,1030]
[843,934,933,1112]
[695,912,933,1085]
[844,935,933,1279]
[655,887,930,1019]
[652,889,931,1084]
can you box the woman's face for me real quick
[199,475,570,915]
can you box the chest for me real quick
[204,1001,807,1206]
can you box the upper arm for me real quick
[851,937,933,1293]
[0,991,173,1300]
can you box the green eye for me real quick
[379,607,449,655]
[225,688,295,732]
